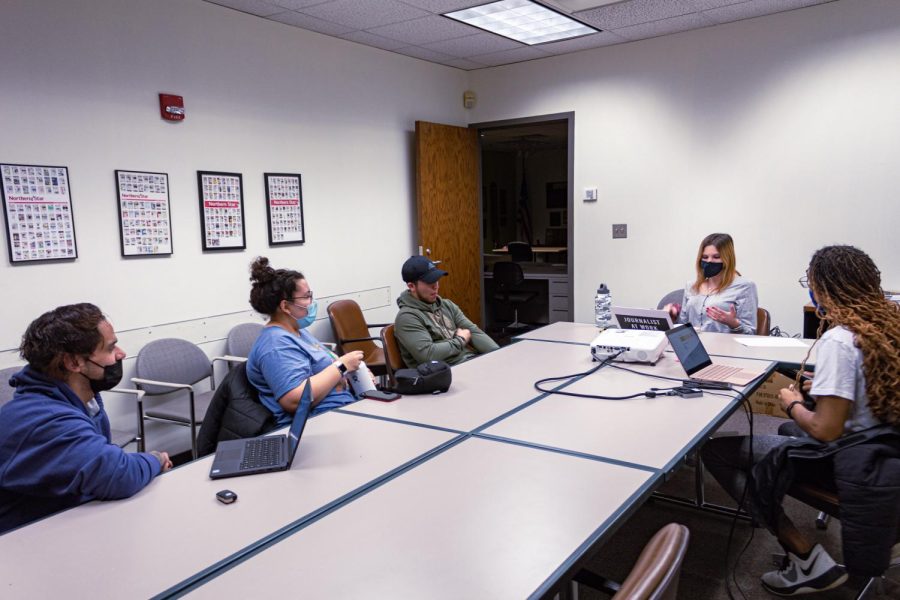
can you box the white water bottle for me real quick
[347,360,376,395]
[594,284,612,329]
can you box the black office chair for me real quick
[657,289,683,310]
[507,241,533,262]
[492,262,537,330]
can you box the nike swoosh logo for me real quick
[800,553,820,577]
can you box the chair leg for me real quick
[816,511,830,530]
[855,575,883,600]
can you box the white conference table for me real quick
[340,338,589,432]
[0,411,456,598]
[2,321,792,599]
[516,322,818,365]
[186,437,655,600]
[481,351,767,473]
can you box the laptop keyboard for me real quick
[239,437,284,470]
[696,364,742,380]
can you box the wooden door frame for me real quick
[469,112,575,325]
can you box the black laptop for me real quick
[209,380,312,479]
[665,323,764,387]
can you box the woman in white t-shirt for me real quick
[702,245,900,596]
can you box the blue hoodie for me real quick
[0,366,162,534]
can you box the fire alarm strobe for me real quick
[159,93,185,122]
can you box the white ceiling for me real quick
[203,0,837,70]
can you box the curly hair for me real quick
[796,245,900,425]
[20,303,106,380]
[249,256,304,316]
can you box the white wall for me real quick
[468,0,900,334]
[0,0,467,352]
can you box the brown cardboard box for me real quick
[747,371,794,417]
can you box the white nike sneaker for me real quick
[760,544,847,596]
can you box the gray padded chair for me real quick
[657,289,683,310]
[212,322,264,372]
[132,338,216,460]
[1,365,21,410]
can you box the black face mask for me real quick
[85,358,123,393]
[701,261,724,279]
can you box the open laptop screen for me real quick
[665,324,713,375]
[286,379,313,462]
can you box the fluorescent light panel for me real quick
[445,0,598,46]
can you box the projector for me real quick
[590,329,667,364]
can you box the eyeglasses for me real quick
[798,275,809,289]
[291,292,314,304]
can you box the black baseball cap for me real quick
[401,256,447,284]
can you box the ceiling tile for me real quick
[396,0,487,12]
[270,0,332,10]
[468,45,550,67]
[338,30,410,50]
[422,32,522,57]
[367,14,477,45]
[267,10,354,35]
[612,11,718,40]
[576,0,701,30]
[689,0,750,9]
[392,45,457,61]
[536,30,627,55]
[702,0,826,24]
[436,57,491,70]
[205,0,285,17]
[301,0,429,29]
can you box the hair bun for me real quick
[249,256,274,284]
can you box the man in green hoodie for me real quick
[394,256,499,368]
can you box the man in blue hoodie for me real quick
[0,303,172,534]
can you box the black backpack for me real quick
[392,360,452,395]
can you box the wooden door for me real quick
[415,121,482,326]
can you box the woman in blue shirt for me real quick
[246,257,364,425]
[666,232,758,334]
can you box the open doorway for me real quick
[474,114,574,343]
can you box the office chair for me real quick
[572,523,690,600]
[756,307,771,336]
[379,324,404,388]
[507,241,533,262]
[657,289,683,310]
[327,300,389,377]
[132,338,217,460]
[212,322,264,377]
[2,364,144,451]
[492,262,538,330]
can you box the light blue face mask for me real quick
[296,300,318,329]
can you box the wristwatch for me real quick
[333,360,347,375]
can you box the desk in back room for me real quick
[483,262,570,327]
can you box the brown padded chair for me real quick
[380,325,404,388]
[756,307,771,336]
[326,300,389,377]
[574,523,690,600]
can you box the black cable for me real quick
[533,350,681,400]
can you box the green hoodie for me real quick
[394,290,499,368]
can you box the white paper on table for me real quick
[734,337,809,348]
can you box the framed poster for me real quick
[197,170,245,250]
[1,163,78,263]
[115,170,173,257]
[264,172,305,245]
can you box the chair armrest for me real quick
[106,387,146,401]
[211,355,248,365]
[368,323,391,329]
[131,377,194,391]
[341,336,381,344]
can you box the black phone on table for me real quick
[362,389,401,402]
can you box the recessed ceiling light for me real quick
[444,0,599,46]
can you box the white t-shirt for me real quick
[809,325,879,432]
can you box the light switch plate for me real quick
[584,187,598,201]
[612,224,627,239]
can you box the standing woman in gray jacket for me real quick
[665,232,758,334]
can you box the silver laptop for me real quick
[612,306,674,331]
[665,324,764,386]
[209,380,312,479]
